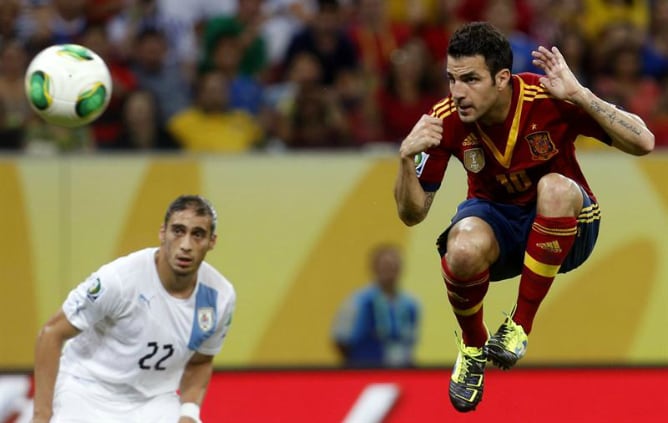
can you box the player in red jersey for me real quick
[393,22,654,413]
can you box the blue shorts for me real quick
[436,190,601,282]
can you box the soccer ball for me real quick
[24,44,112,128]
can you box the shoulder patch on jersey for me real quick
[414,152,430,177]
[525,131,559,160]
[197,307,215,332]
[86,276,104,302]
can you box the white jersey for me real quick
[59,248,235,399]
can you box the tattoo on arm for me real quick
[589,100,642,136]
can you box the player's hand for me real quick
[531,46,585,103]
[178,417,201,423]
[399,114,443,159]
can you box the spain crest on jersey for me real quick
[463,148,485,173]
[525,131,558,160]
[197,307,215,332]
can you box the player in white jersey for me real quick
[32,195,235,423]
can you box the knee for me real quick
[537,173,582,216]
[443,221,497,279]
[445,242,484,279]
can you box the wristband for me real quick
[179,402,202,423]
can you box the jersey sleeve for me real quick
[61,268,127,331]
[416,147,450,192]
[196,288,236,356]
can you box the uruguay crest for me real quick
[525,131,558,160]
[197,307,215,332]
[463,148,485,173]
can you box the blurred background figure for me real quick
[130,27,192,125]
[260,0,316,74]
[167,70,263,152]
[282,0,358,86]
[375,38,441,144]
[332,244,421,368]
[80,23,138,150]
[114,90,179,150]
[0,39,30,150]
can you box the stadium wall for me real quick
[0,151,666,369]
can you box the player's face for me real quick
[159,208,217,277]
[447,54,509,124]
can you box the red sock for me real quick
[513,214,578,333]
[442,257,490,347]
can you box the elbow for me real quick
[636,132,655,156]
[615,132,655,156]
[397,207,426,227]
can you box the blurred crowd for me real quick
[1,0,668,154]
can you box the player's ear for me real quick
[496,69,511,90]
[208,233,217,251]
[159,224,166,243]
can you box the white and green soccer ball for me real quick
[25,44,112,128]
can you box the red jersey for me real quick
[417,73,612,206]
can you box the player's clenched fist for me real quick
[399,114,443,159]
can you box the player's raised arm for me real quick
[394,114,442,226]
[531,46,654,156]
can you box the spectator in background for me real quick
[260,0,316,72]
[114,90,179,150]
[553,24,592,87]
[0,0,21,45]
[0,100,23,150]
[0,39,31,150]
[346,0,412,78]
[580,0,649,42]
[332,244,420,368]
[130,27,192,125]
[200,0,268,79]
[376,38,441,144]
[167,70,264,152]
[384,0,434,28]
[48,0,90,45]
[282,0,358,86]
[263,51,322,147]
[483,0,542,73]
[106,0,163,62]
[206,31,265,115]
[152,0,238,80]
[456,0,535,35]
[270,56,352,149]
[641,0,668,79]
[335,68,384,145]
[593,42,661,123]
[80,23,138,150]
[649,74,668,147]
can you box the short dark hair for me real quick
[447,22,513,80]
[164,195,218,234]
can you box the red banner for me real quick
[202,367,668,422]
